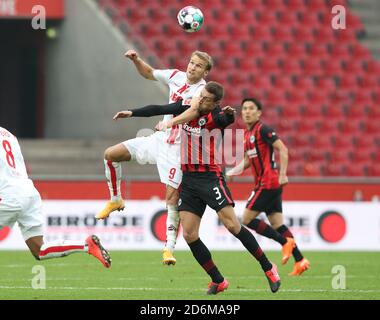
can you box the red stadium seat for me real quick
[303,105,325,120]
[324,105,346,119]
[229,25,252,41]
[281,59,303,75]
[277,11,299,25]
[313,134,333,149]
[286,0,306,9]
[340,120,364,134]
[298,119,318,135]
[258,58,281,74]
[316,77,337,90]
[351,44,372,59]
[294,77,314,90]
[287,43,308,57]
[346,106,368,120]
[293,27,314,42]
[367,164,380,176]
[308,149,328,162]
[265,43,286,56]
[334,135,355,150]
[339,74,359,91]
[325,163,346,176]
[355,136,376,149]
[318,121,340,135]
[346,164,367,176]
[322,59,344,77]
[286,90,308,106]
[278,118,299,135]
[235,10,255,24]
[302,59,323,76]
[363,119,380,134]
[252,76,273,90]
[314,27,335,43]
[330,45,352,60]
[359,75,379,89]
[272,26,294,42]
[266,91,287,107]
[351,150,373,165]
[273,76,293,91]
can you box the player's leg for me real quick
[157,143,182,265]
[270,214,310,275]
[242,208,288,245]
[217,205,280,293]
[19,194,112,267]
[96,143,130,219]
[180,210,228,295]
[25,235,111,268]
[162,185,179,265]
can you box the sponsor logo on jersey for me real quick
[198,117,207,127]
[247,148,257,158]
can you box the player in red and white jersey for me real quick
[226,98,310,276]
[0,127,111,267]
[96,50,211,265]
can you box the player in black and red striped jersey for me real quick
[227,98,310,276]
[114,82,281,294]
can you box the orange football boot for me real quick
[289,258,310,276]
[281,237,296,265]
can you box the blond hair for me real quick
[191,51,213,71]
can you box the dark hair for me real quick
[241,97,263,111]
[205,81,224,102]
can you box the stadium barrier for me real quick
[1,200,379,250]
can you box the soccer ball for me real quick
[177,6,204,33]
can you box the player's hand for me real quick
[113,111,132,120]
[222,106,236,115]
[155,121,168,131]
[125,50,138,61]
[279,175,288,186]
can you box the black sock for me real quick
[277,225,304,262]
[246,218,287,245]
[234,226,272,272]
[188,238,224,284]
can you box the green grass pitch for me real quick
[0,251,379,300]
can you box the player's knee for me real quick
[104,147,114,161]
[183,230,198,243]
[224,220,240,235]
[241,216,251,226]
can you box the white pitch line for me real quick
[0,286,380,294]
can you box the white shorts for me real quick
[123,132,182,189]
[0,193,43,241]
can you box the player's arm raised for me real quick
[272,139,289,186]
[125,49,156,81]
[114,100,187,120]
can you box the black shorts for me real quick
[178,171,235,217]
[246,187,283,215]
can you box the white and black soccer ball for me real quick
[177,6,204,33]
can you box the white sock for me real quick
[39,240,87,260]
[165,205,180,252]
[104,159,122,201]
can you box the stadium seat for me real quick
[293,77,314,90]
[334,135,355,150]
[318,121,340,135]
[340,120,364,134]
[367,164,380,176]
[325,163,346,176]
[272,26,294,42]
[346,163,367,176]
[346,106,368,120]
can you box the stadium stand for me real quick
[93,0,380,177]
